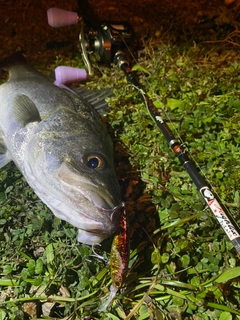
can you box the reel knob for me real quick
[55,66,87,84]
[47,8,79,28]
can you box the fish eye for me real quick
[86,155,103,169]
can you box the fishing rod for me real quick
[114,50,240,255]
[47,0,240,255]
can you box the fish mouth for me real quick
[79,181,121,213]
[98,201,125,222]
[90,188,119,212]
[57,162,122,244]
[77,202,124,245]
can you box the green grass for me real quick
[1,34,240,319]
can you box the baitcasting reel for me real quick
[47,0,134,75]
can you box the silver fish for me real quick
[0,64,121,245]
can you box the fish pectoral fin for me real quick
[0,140,11,168]
[13,94,41,127]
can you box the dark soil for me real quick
[1,0,240,65]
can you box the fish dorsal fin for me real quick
[13,94,41,126]
[75,87,114,115]
[0,139,11,168]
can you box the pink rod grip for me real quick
[55,66,87,84]
[47,8,78,28]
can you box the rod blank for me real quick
[114,51,240,255]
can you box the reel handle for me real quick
[47,8,79,28]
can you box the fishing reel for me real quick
[81,21,133,67]
[47,0,134,75]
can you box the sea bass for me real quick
[0,64,121,245]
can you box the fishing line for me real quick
[147,89,226,195]
[122,38,201,151]
[116,38,240,255]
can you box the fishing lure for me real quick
[99,203,129,311]
[110,204,129,289]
